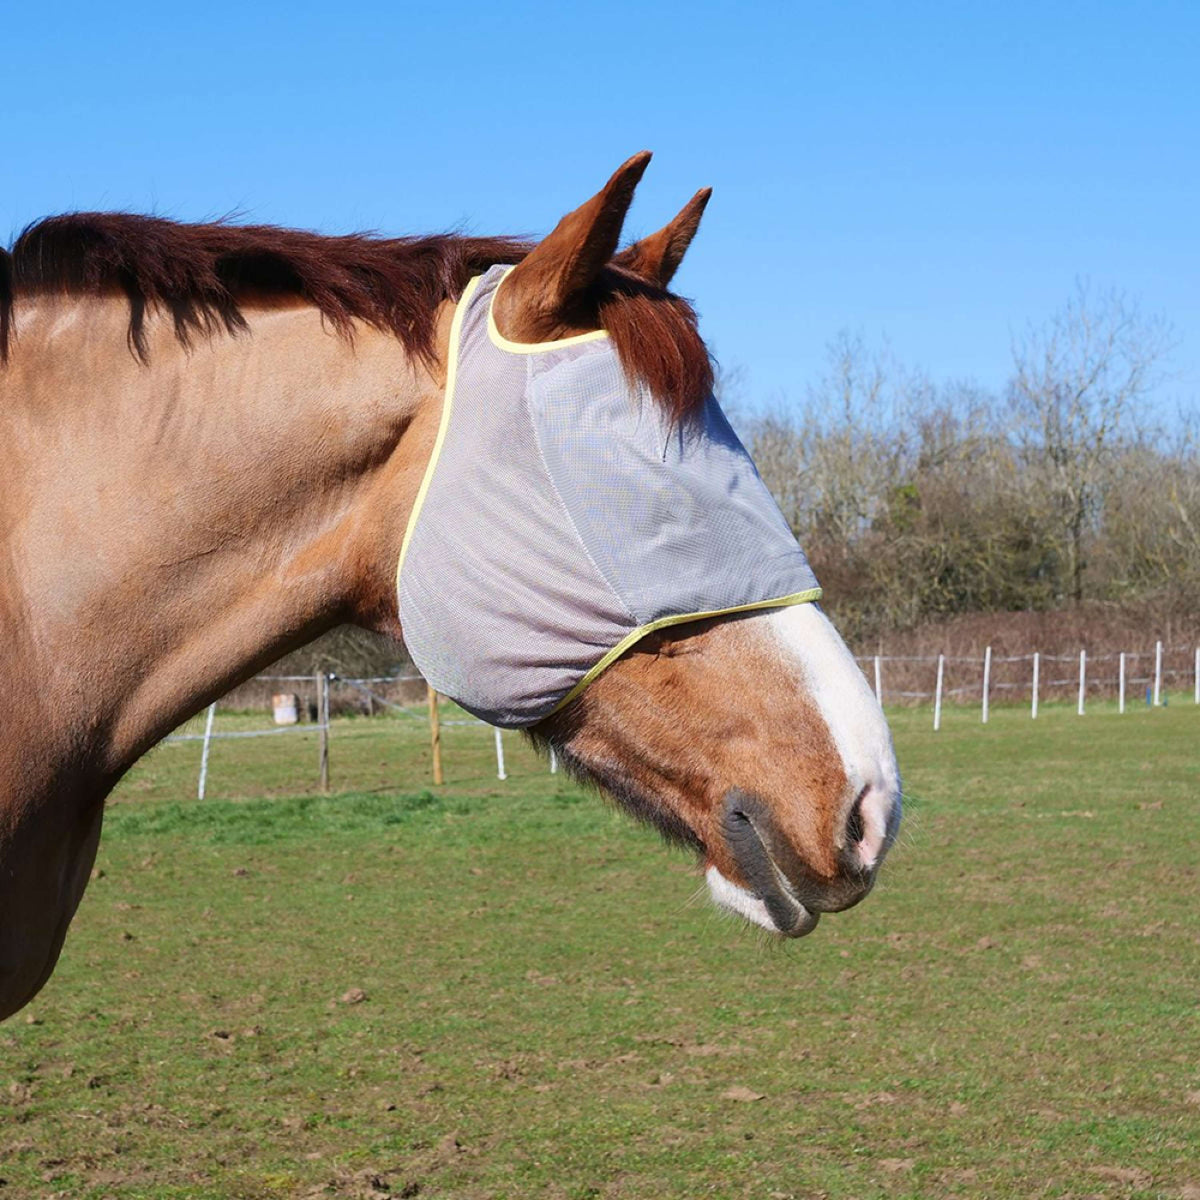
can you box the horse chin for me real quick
[704,865,821,939]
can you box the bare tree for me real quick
[1008,282,1174,603]
[799,330,908,548]
[272,626,411,677]
[741,301,1194,641]
[1099,421,1200,600]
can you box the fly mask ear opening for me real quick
[490,152,651,343]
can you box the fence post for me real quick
[317,672,330,793]
[1153,640,1163,707]
[494,727,507,781]
[1195,647,1199,705]
[1119,652,1126,714]
[549,746,558,775]
[933,654,945,732]
[1077,650,1086,716]
[197,701,217,800]
[873,655,883,707]
[981,645,992,724]
[427,684,443,786]
[1031,653,1039,720]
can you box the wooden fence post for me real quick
[1153,640,1163,707]
[981,645,992,724]
[1031,653,1039,720]
[317,672,329,793]
[873,655,883,706]
[933,654,945,732]
[1077,650,1086,716]
[427,684,443,786]
[1119,652,1126,714]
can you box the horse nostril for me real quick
[845,787,867,848]
[845,782,900,874]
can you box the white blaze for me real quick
[767,604,901,868]
[705,603,902,929]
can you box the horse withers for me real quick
[0,153,899,1020]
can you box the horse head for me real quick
[401,154,901,936]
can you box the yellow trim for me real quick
[549,588,824,714]
[486,267,610,354]
[396,274,483,586]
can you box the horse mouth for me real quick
[705,861,821,937]
[709,794,825,937]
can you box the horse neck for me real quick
[1,294,445,795]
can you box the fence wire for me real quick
[158,669,560,799]
[856,639,1199,728]
[154,638,1197,798]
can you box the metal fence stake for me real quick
[494,727,507,781]
[197,701,217,800]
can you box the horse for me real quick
[0,152,900,1021]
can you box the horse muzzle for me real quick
[713,788,883,937]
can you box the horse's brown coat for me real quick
[536,615,849,886]
[0,157,888,1020]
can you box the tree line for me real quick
[740,283,1198,645]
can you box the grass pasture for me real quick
[2,703,1198,1199]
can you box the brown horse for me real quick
[0,153,900,1021]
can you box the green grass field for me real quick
[2,702,1198,1199]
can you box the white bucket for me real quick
[272,693,300,725]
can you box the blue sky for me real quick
[6,1,1197,415]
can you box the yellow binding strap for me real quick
[550,587,824,714]
[396,274,483,585]
[486,267,609,354]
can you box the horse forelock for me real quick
[0,214,713,421]
[596,265,714,424]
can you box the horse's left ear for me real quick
[492,152,651,342]
[614,187,712,288]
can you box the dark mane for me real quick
[1,213,712,419]
[1,213,528,366]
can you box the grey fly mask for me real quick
[396,265,821,728]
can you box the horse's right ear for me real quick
[614,187,712,288]
[491,152,651,342]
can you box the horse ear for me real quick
[614,187,712,288]
[492,151,651,341]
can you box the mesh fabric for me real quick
[397,266,820,728]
